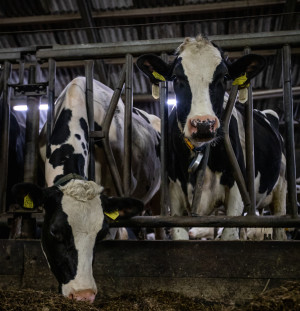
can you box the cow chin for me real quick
[189,131,217,146]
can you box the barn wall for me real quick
[1,239,299,303]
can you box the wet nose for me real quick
[188,115,219,137]
[69,289,96,303]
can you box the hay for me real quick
[0,281,299,311]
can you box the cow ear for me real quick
[228,54,266,82]
[136,54,172,84]
[100,194,144,220]
[11,183,45,209]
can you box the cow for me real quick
[137,35,286,240]
[12,77,161,302]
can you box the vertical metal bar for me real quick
[244,47,256,216]
[47,58,56,143]
[0,61,12,213]
[160,53,169,216]
[85,60,95,181]
[18,58,25,85]
[23,65,40,183]
[282,44,298,217]
[123,54,133,196]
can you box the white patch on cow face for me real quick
[179,39,222,138]
[59,180,104,298]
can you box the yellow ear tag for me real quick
[152,71,166,81]
[232,73,250,88]
[104,210,119,220]
[24,194,34,209]
[152,84,160,99]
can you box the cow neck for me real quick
[54,173,86,187]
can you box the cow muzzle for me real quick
[188,115,219,141]
[68,289,96,303]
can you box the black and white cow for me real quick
[137,35,286,240]
[13,77,161,302]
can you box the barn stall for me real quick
[0,1,300,310]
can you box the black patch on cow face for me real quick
[80,118,88,142]
[173,60,192,127]
[81,142,86,150]
[210,61,229,118]
[75,134,81,140]
[50,109,72,145]
[41,188,78,285]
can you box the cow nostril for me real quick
[68,293,74,300]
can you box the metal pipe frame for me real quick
[90,65,127,197]
[159,53,169,216]
[34,31,300,61]
[109,215,300,228]
[0,32,299,228]
[221,85,251,210]
[85,60,95,181]
[0,61,12,213]
[282,44,298,217]
[123,54,133,196]
[47,58,56,143]
[244,47,256,216]
[23,65,40,184]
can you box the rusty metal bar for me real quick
[90,65,127,196]
[244,47,256,216]
[0,61,12,213]
[282,44,298,217]
[222,85,251,210]
[23,65,40,183]
[47,58,56,144]
[123,54,133,196]
[160,53,169,216]
[85,60,95,181]
[109,215,300,228]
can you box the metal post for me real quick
[0,61,12,213]
[23,65,40,183]
[124,54,133,196]
[47,58,56,143]
[160,53,169,216]
[85,60,95,181]
[282,44,298,217]
[244,47,256,215]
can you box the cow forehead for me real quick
[179,37,222,83]
[60,180,104,234]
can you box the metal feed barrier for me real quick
[0,31,299,235]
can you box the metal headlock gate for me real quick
[0,31,300,234]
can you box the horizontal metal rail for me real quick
[109,215,300,228]
[33,31,300,61]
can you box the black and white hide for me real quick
[137,35,286,241]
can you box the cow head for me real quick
[12,180,143,303]
[137,35,266,148]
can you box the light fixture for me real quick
[13,104,49,111]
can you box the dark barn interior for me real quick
[0,1,300,310]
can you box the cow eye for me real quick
[50,228,64,242]
[224,74,230,82]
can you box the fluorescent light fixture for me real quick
[13,104,49,111]
[167,99,176,106]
